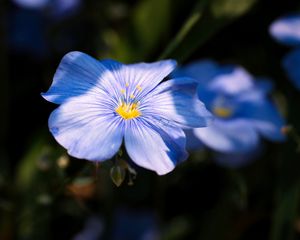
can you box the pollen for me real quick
[213,107,233,118]
[136,85,142,91]
[116,102,141,120]
[125,82,129,87]
[130,94,135,99]
[121,89,126,94]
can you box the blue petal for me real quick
[49,94,124,161]
[184,129,205,150]
[51,0,81,19]
[237,100,285,141]
[141,78,213,129]
[42,51,123,104]
[172,60,219,85]
[173,61,254,96]
[194,119,260,153]
[150,77,199,95]
[124,118,188,175]
[270,14,300,46]
[207,66,254,95]
[13,0,49,9]
[282,48,300,89]
[99,59,177,101]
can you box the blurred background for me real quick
[1,0,300,239]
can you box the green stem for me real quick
[158,1,208,60]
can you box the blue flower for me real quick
[269,14,300,47]
[173,60,285,167]
[42,52,213,175]
[270,14,300,89]
[12,0,81,19]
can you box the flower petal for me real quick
[124,118,188,175]
[208,66,254,95]
[184,129,204,150]
[283,48,300,89]
[42,51,121,104]
[237,100,285,141]
[13,0,49,9]
[173,61,254,95]
[194,119,260,153]
[172,60,219,85]
[100,59,177,100]
[141,78,213,129]
[49,95,124,161]
[270,14,300,46]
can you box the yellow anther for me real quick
[213,107,232,118]
[120,89,126,94]
[130,94,135,99]
[116,102,141,120]
[125,82,129,87]
[136,85,142,91]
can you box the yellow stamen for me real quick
[130,94,135,99]
[116,102,141,120]
[136,85,142,91]
[213,107,232,118]
[120,89,126,94]
[125,82,129,87]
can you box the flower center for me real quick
[116,102,141,120]
[211,95,235,118]
[213,107,233,118]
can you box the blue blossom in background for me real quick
[270,14,300,46]
[42,52,213,175]
[270,14,300,89]
[173,60,285,167]
[9,0,82,57]
[12,0,81,19]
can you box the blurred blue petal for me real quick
[194,119,260,154]
[176,60,285,166]
[51,0,81,19]
[238,100,285,141]
[13,0,49,9]
[269,14,300,46]
[206,66,254,95]
[184,129,204,150]
[172,60,219,85]
[282,48,300,89]
[13,0,81,19]
[151,77,198,95]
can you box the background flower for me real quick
[270,14,300,89]
[173,60,285,167]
